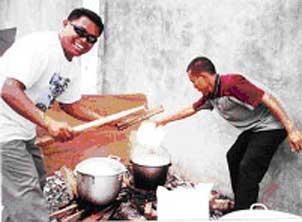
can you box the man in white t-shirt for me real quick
[0,8,104,222]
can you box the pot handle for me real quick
[108,155,121,161]
[89,175,95,185]
[250,203,268,210]
[108,155,128,174]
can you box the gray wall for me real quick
[99,0,302,215]
[0,0,82,38]
[1,0,301,216]
[0,0,102,94]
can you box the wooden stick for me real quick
[81,202,119,221]
[35,105,145,146]
[73,105,145,132]
[49,203,78,219]
[61,209,85,222]
[116,105,164,130]
[60,166,78,198]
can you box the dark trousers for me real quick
[226,129,287,210]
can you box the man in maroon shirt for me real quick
[156,56,302,210]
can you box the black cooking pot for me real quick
[130,156,171,190]
[131,161,171,190]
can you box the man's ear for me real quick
[200,72,210,80]
[63,19,69,27]
[195,76,203,85]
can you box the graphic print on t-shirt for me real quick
[36,73,70,111]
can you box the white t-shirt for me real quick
[0,31,81,142]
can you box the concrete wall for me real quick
[1,0,302,216]
[0,0,101,94]
[99,0,302,215]
[0,0,82,38]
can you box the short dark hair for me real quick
[186,56,216,76]
[68,8,104,34]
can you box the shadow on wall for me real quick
[0,27,16,56]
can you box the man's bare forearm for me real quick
[156,106,197,126]
[262,93,294,132]
[60,101,103,122]
[262,92,302,152]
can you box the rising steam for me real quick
[130,121,170,166]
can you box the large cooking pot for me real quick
[75,157,126,205]
[220,203,301,221]
[131,153,171,190]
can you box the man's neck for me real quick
[207,74,216,93]
[208,73,219,98]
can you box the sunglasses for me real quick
[70,24,98,44]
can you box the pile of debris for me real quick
[44,171,74,213]
[44,166,234,221]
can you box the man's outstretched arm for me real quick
[155,105,197,127]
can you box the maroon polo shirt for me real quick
[193,74,283,132]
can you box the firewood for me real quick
[143,202,157,220]
[81,213,104,222]
[60,165,78,198]
[49,203,78,219]
[61,209,85,222]
[114,202,146,220]
[99,207,117,220]
[45,165,235,220]
[211,199,235,211]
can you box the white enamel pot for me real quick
[219,203,301,221]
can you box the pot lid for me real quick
[220,204,301,220]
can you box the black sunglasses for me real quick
[70,24,98,44]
